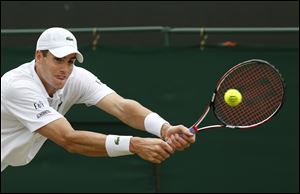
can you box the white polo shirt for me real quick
[1,60,115,172]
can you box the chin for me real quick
[55,82,66,89]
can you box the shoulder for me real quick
[1,61,34,85]
[1,63,41,99]
[71,65,97,79]
[68,66,100,86]
[3,79,40,100]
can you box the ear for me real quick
[35,50,43,63]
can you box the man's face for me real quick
[35,51,76,94]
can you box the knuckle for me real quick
[155,145,161,150]
[152,153,158,158]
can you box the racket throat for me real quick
[189,126,199,134]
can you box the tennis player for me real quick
[1,27,195,172]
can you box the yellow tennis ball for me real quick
[224,89,242,107]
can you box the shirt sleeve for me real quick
[3,80,63,132]
[73,67,115,106]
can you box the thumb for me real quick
[178,126,194,136]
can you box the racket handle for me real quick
[189,126,197,134]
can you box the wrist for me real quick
[161,123,171,140]
[129,136,139,154]
[105,135,134,157]
[144,112,169,138]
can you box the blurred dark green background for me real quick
[1,44,298,192]
[2,1,299,192]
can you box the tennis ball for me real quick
[224,89,242,107]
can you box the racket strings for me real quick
[214,61,284,126]
[230,67,282,124]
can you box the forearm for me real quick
[119,100,171,138]
[96,94,170,138]
[97,93,168,135]
[66,130,175,163]
[62,130,108,157]
[118,99,151,130]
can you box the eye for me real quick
[68,59,76,64]
[54,57,63,62]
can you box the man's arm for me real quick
[96,92,151,131]
[37,117,173,163]
[37,117,107,156]
[96,92,195,150]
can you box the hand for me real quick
[161,124,196,151]
[129,137,174,164]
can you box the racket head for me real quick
[212,59,285,128]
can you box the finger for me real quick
[145,147,166,163]
[157,142,175,160]
[154,150,170,162]
[180,133,196,143]
[178,125,194,136]
[175,133,189,145]
[174,133,190,149]
[160,141,174,154]
[171,135,184,151]
[165,137,178,150]
[188,135,196,143]
[153,152,166,162]
[150,157,162,164]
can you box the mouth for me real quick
[55,75,67,81]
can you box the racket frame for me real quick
[189,59,286,134]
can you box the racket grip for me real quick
[189,127,197,134]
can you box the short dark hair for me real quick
[40,50,49,57]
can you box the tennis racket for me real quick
[189,59,285,134]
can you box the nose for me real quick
[60,62,73,74]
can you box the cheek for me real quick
[68,65,74,75]
[43,64,58,81]
[40,63,51,76]
[45,66,56,77]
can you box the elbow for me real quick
[120,99,144,120]
[58,133,78,154]
[63,141,77,154]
